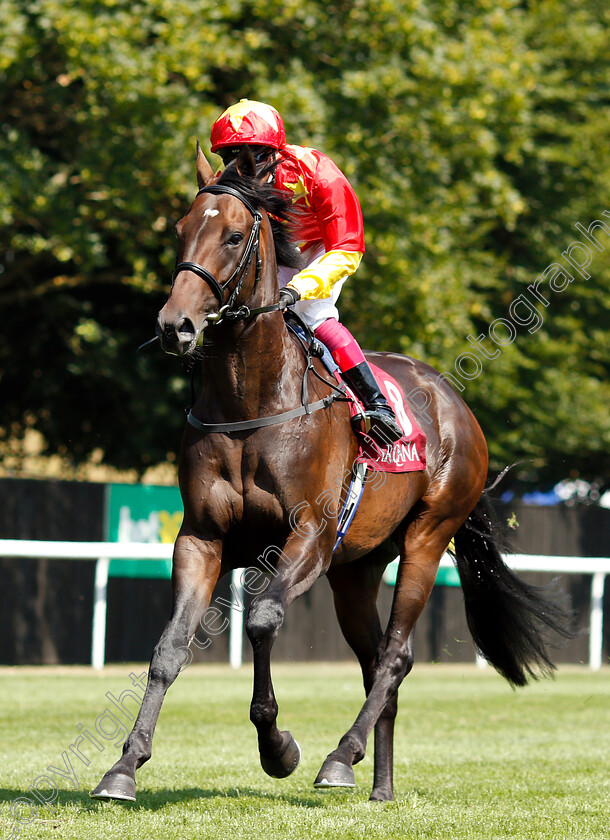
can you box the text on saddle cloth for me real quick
[349,364,427,474]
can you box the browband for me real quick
[196,184,259,218]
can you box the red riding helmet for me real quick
[210,99,286,153]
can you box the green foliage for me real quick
[1,0,608,480]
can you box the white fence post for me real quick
[91,556,110,670]
[475,652,488,670]
[229,568,245,669]
[589,572,606,671]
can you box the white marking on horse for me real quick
[204,209,219,217]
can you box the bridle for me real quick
[171,184,281,326]
[172,182,347,434]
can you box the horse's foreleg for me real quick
[325,555,398,801]
[91,532,221,801]
[315,513,461,800]
[246,535,329,779]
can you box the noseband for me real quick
[171,184,265,325]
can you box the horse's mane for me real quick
[217,163,303,270]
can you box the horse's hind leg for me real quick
[91,532,221,801]
[314,508,464,801]
[323,550,401,801]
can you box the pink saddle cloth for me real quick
[346,363,427,474]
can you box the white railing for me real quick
[0,540,608,671]
[0,539,246,671]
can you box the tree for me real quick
[1,0,608,482]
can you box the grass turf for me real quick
[1,663,609,839]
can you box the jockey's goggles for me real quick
[217,145,274,166]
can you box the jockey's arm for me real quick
[285,154,365,301]
[286,250,363,300]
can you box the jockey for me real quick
[210,99,403,445]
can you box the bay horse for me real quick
[92,146,571,803]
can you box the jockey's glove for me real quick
[279,286,300,309]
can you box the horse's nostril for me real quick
[156,312,197,356]
[176,317,196,337]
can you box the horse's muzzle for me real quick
[156,313,199,356]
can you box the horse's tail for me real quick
[452,494,574,687]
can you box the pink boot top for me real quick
[314,318,365,371]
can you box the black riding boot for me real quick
[341,361,404,445]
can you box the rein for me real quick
[180,183,346,435]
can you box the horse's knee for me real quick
[246,598,284,645]
[149,638,189,689]
[402,640,415,678]
[375,633,414,691]
[395,635,414,680]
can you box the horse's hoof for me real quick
[260,735,301,779]
[91,772,136,802]
[313,759,356,789]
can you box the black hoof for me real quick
[313,759,356,789]
[91,772,136,802]
[260,735,301,779]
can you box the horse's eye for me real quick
[228,232,244,246]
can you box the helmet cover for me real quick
[210,99,286,152]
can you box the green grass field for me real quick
[1,663,609,840]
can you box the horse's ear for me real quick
[196,140,214,188]
[235,146,256,177]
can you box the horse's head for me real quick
[157,144,301,357]
[156,145,263,356]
